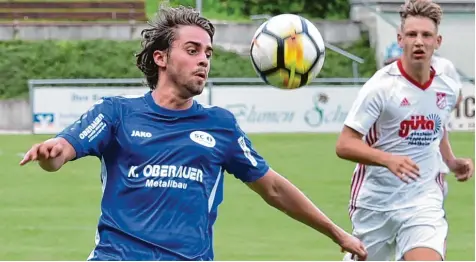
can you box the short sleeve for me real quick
[56,97,118,160]
[344,81,386,136]
[224,117,270,183]
[440,60,463,111]
[442,59,462,87]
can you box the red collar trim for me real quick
[397,59,436,90]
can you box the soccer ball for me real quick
[250,14,326,89]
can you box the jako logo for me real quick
[190,131,216,148]
[398,114,441,138]
[131,130,152,138]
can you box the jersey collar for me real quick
[144,91,199,117]
[396,59,436,91]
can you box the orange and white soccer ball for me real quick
[250,14,326,89]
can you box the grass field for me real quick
[0,133,474,260]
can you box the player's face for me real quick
[398,16,442,66]
[166,25,213,97]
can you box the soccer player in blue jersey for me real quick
[20,5,367,261]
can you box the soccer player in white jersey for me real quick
[384,50,464,200]
[336,0,474,260]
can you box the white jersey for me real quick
[431,56,462,174]
[345,59,461,213]
[431,56,462,86]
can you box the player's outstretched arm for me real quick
[20,97,117,172]
[224,117,366,259]
[336,126,419,183]
[247,169,367,260]
[19,138,76,172]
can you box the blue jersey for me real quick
[56,91,270,261]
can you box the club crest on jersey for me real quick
[398,114,442,146]
[436,92,447,109]
[190,131,216,148]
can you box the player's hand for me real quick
[448,158,474,182]
[384,155,420,183]
[19,138,64,166]
[338,232,367,261]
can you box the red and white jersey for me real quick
[345,59,461,213]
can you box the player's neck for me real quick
[400,58,431,84]
[151,86,194,111]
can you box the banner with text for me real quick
[32,87,209,134]
[448,82,475,131]
[212,86,359,133]
[32,85,474,134]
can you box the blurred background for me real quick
[0,0,474,260]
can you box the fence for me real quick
[26,77,474,135]
[0,0,147,22]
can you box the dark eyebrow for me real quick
[184,41,213,52]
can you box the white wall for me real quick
[0,20,363,55]
[0,99,31,132]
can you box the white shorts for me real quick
[441,173,449,199]
[344,206,448,261]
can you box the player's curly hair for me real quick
[399,0,443,29]
[135,3,215,90]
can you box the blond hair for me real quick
[399,0,443,29]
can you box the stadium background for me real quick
[0,0,474,260]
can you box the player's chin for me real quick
[187,83,205,96]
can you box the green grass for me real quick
[0,133,474,260]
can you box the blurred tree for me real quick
[221,0,350,19]
[166,0,349,20]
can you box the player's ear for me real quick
[153,50,167,68]
[435,34,442,50]
[397,29,403,48]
